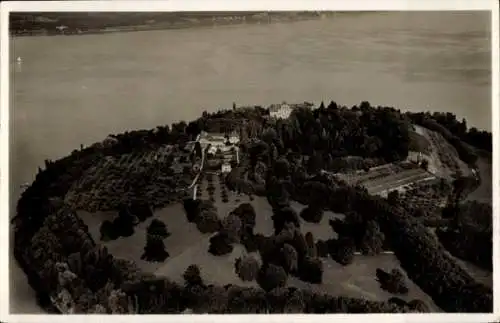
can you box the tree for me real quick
[130,201,153,222]
[408,299,430,312]
[141,235,169,262]
[315,240,329,258]
[272,206,300,235]
[208,232,234,256]
[275,225,295,245]
[388,297,407,308]
[234,255,260,282]
[147,219,170,239]
[231,203,256,231]
[359,220,385,255]
[100,220,118,241]
[329,237,355,266]
[113,207,135,237]
[376,268,409,295]
[183,198,201,223]
[299,206,323,223]
[387,190,400,205]
[284,289,306,313]
[304,232,317,257]
[257,264,288,292]
[241,230,259,253]
[196,211,221,234]
[221,214,243,243]
[183,264,203,286]
[281,243,298,273]
[420,159,429,171]
[274,158,290,179]
[298,256,323,284]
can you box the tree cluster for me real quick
[407,111,491,153]
[183,198,221,234]
[376,268,409,294]
[436,201,492,271]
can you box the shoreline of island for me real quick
[11,101,492,314]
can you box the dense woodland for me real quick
[13,102,492,313]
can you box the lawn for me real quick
[78,174,441,311]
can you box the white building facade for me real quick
[269,103,292,119]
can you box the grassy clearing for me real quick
[78,173,440,310]
[289,255,440,311]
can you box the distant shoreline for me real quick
[10,12,339,37]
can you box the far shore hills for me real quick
[9,11,356,37]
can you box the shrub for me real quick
[234,255,260,282]
[300,206,323,223]
[147,219,170,239]
[208,232,234,256]
[257,264,288,292]
[183,264,203,286]
[298,256,323,284]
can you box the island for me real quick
[12,100,492,314]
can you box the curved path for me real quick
[186,146,206,190]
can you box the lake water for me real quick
[9,11,491,313]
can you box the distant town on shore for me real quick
[10,12,344,36]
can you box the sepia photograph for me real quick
[1,0,497,319]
